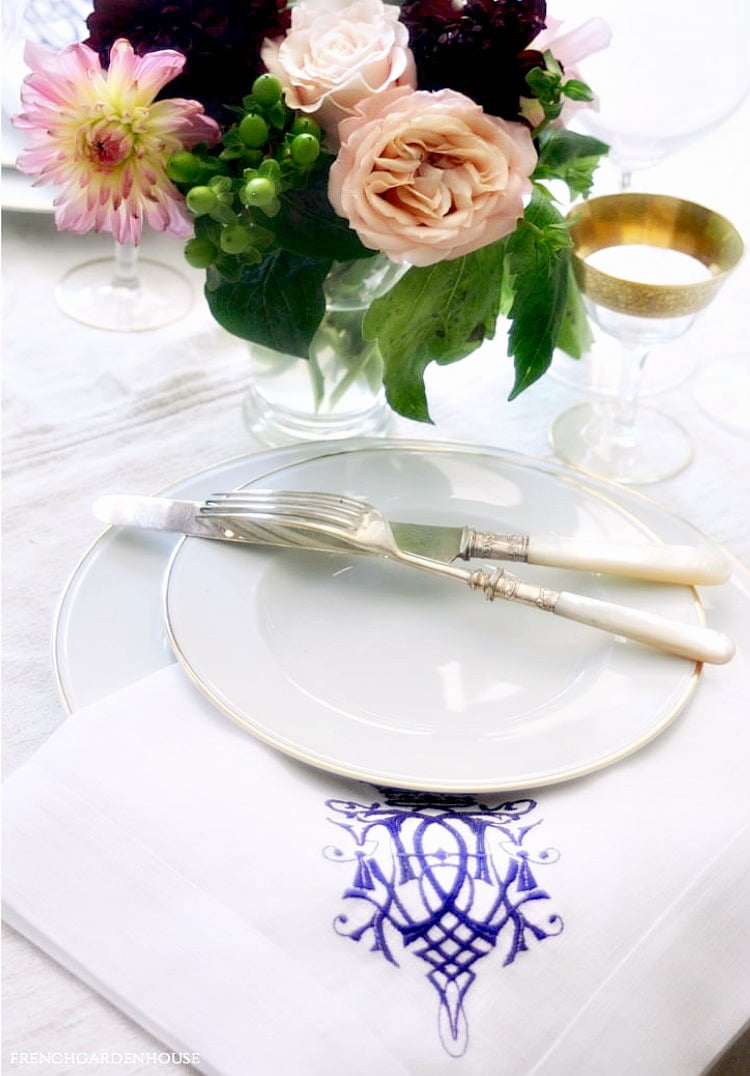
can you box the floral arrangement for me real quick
[14,0,609,422]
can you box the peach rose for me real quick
[261,0,416,147]
[328,86,537,268]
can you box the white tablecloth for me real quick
[2,87,750,1074]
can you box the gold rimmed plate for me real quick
[160,443,703,791]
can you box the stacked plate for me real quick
[54,438,735,793]
[2,0,90,212]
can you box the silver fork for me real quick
[201,491,734,664]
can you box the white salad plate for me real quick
[145,440,711,792]
[56,439,729,791]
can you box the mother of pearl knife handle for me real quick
[462,530,730,585]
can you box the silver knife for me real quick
[93,494,730,585]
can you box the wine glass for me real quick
[55,239,194,332]
[553,0,750,190]
[546,3,750,398]
[550,193,743,484]
[5,0,195,331]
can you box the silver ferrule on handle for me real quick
[467,567,560,610]
[459,528,530,562]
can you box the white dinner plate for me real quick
[2,115,55,213]
[162,443,703,791]
[2,0,89,212]
[55,441,326,711]
[1,164,56,213]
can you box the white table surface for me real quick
[2,91,749,1073]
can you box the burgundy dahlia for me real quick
[85,0,291,123]
[399,0,547,123]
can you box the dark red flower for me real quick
[84,0,291,123]
[399,0,547,122]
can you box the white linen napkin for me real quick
[4,606,750,1076]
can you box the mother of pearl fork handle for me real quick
[458,564,735,665]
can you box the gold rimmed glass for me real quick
[550,193,744,484]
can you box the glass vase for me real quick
[242,255,406,446]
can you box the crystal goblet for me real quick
[554,0,750,190]
[6,5,193,332]
[550,193,743,484]
[546,2,750,399]
[54,239,194,332]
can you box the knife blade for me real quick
[93,493,730,585]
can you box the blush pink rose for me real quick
[261,0,415,147]
[328,86,537,268]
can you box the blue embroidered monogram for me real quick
[324,790,562,1057]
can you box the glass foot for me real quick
[55,256,193,331]
[693,360,750,439]
[550,402,693,484]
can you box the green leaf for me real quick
[533,128,609,199]
[204,249,332,357]
[525,65,562,106]
[506,191,572,399]
[271,157,376,262]
[363,243,505,422]
[563,78,595,103]
[555,261,593,359]
[536,128,609,167]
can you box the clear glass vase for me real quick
[242,255,406,446]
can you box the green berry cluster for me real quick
[166,74,325,285]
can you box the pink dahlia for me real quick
[13,38,221,245]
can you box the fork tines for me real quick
[200,490,369,533]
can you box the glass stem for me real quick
[611,343,648,448]
[111,240,140,293]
